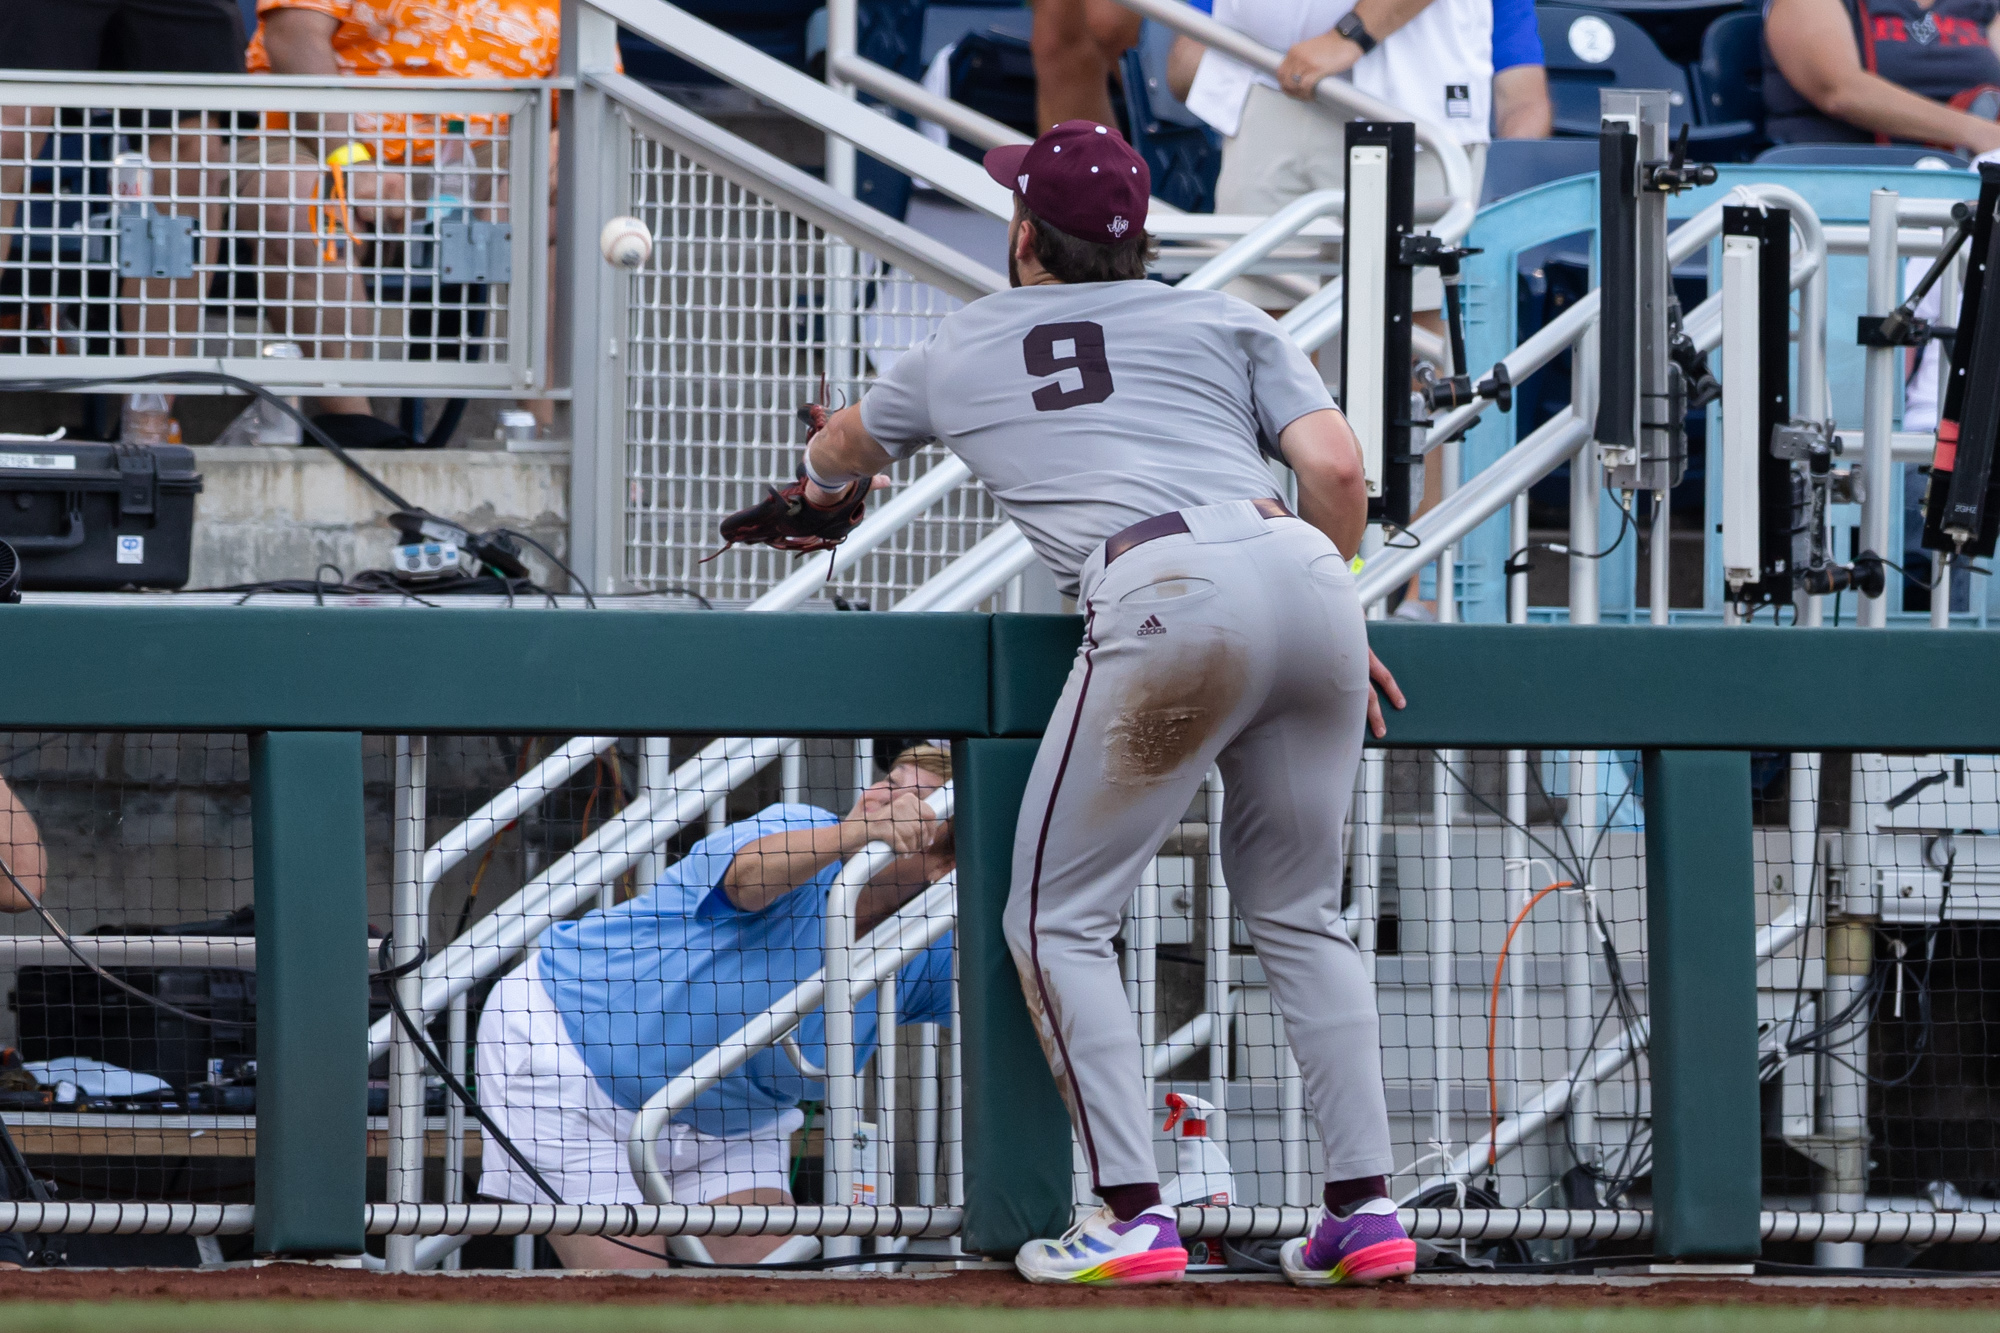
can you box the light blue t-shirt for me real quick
[536,804,954,1137]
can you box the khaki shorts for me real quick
[1216,82,1488,311]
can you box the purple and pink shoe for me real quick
[1015,1204,1189,1285]
[1279,1198,1418,1286]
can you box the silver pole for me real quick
[1509,492,1529,625]
[1505,493,1531,1192]
[1204,773,1234,1146]
[1136,864,1160,1117]
[442,991,468,1269]
[1566,438,1600,1168]
[1427,430,1460,1172]
[1859,190,1899,627]
[945,962,964,1209]
[916,1023,940,1206]
[559,3,628,593]
[1649,491,1670,625]
[1815,749,1874,1269]
[1817,917,1872,1268]
[1571,425,1602,626]
[636,738,674,892]
[876,975,898,1246]
[386,735,430,1274]
[825,0,858,199]
[1429,751,1456,1165]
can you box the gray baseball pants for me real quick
[1003,499,1396,1194]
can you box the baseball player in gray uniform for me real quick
[794,120,1412,1288]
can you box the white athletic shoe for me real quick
[1014,1204,1190,1285]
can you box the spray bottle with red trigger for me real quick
[1159,1092,1234,1206]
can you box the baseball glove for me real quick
[715,460,870,555]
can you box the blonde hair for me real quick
[890,743,952,783]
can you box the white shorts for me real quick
[473,957,805,1206]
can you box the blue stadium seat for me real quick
[1120,19,1222,212]
[920,4,1032,67]
[1754,143,1971,168]
[1692,11,1767,139]
[1563,0,1750,67]
[1538,3,1759,157]
[1480,138,1601,203]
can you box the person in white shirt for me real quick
[1169,0,1491,243]
[1167,0,1496,620]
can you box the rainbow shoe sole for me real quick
[1016,1206,1190,1286]
[1055,1247,1191,1286]
[1282,1235,1418,1287]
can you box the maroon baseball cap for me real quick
[984,120,1150,245]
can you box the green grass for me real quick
[0,1305,1996,1333]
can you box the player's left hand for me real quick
[1366,648,1405,738]
[1276,30,1364,100]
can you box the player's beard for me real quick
[1006,215,1022,288]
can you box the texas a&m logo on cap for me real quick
[982,121,1150,244]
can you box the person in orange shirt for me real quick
[239,0,561,430]
[0,2,248,364]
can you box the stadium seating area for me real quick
[605,0,1973,218]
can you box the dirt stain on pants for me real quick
[1101,637,1245,788]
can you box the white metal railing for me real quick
[628,874,959,1203]
[577,51,1014,609]
[17,1199,2000,1246]
[364,518,1032,1062]
[819,784,953,1259]
[581,0,1006,219]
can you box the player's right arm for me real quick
[1278,409,1408,738]
[800,404,898,505]
[1281,408,1369,559]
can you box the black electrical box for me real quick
[0,440,202,590]
[11,966,254,1093]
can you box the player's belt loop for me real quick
[1102,497,1291,566]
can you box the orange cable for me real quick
[578,752,605,840]
[1486,880,1573,1167]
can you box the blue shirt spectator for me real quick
[538,802,955,1137]
[1491,0,1553,135]
[1492,0,1544,71]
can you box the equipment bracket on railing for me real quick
[1342,122,1415,526]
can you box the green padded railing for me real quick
[5,608,1995,1258]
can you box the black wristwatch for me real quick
[1334,10,1378,54]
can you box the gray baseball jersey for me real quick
[859,279,1335,596]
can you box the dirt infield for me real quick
[0,1268,1994,1310]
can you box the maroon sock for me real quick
[1324,1176,1388,1217]
[1100,1182,1163,1223]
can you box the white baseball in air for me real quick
[599,215,652,269]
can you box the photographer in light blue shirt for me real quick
[475,745,955,1269]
